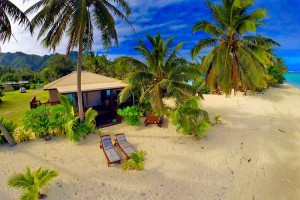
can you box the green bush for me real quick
[30,84,36,89]
[117,106,143,126]
[23,106,52,138]
[122,151,145,171]
[171,97,211,138]
[0,118,17,144]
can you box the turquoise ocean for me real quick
[284,72,300,88]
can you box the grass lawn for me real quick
[0,88,49,124]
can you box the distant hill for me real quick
[0,51,78,71]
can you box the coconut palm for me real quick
[0,0,32,48]
[119,34,200,116]
[26,0,131,122]
[191,0,279,95]
[8,166,59,200]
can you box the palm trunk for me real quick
[0,121,16,146]
[77,32,84,123]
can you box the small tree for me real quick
[171,97,210,138]
[8,166,59,200]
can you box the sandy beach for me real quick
[0,84,299,200]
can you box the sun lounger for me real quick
[114,133,136,160]
[99,135,121,167]
[144,114,163,127]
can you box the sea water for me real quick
[284,72,300,88]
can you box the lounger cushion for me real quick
[119,142,130,149]
[116,134,127,143]
[123,146,135,156]
[102,137,113,150]
[105,149,121,162]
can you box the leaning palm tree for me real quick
[191,0,279,95]
[26,0,131,122]
[0,0,32,50]
[119,34,200,116]
[8,166,59,200]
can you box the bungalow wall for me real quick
[49,89,60,102]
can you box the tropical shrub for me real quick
[13,127,35,142]
[0,118,17,144]
[23,106,52,138]
[30,84,36,89]
[171,97,210,138]
[122,151,146,171]
[8,166,59,200]
[50,96,97,142]
[117,106,143,126]
[82,108,98,133]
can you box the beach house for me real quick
[43,71,132,127]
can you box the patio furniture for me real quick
[99,135,121,167]
[144,114,163,127]
[114,133,136,160]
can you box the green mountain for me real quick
[0,51,78,71]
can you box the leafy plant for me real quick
[50,96,97,142]
[117,106,143,126]
[83,108,98,133]
[13,127,35,142]
[171,97,210,138]
[122,151,146,171]
[0,118,17,144]
[212,115,222,126]
[23,106,52,138]
[8,166,59,200]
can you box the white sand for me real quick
[0,84,300,200]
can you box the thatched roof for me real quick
[44,71,128,93]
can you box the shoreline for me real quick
[1,85,300,200]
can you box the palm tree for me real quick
[8,166,59,200]
[0,0,32,50]
[26,0,131,122]
[191,0,279,95]
[119,34,200,116]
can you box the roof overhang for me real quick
[56,82,128,94]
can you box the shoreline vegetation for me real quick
[0,0,299,199]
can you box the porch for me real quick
[31,88,133,128]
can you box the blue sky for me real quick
[4,0,300,71]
